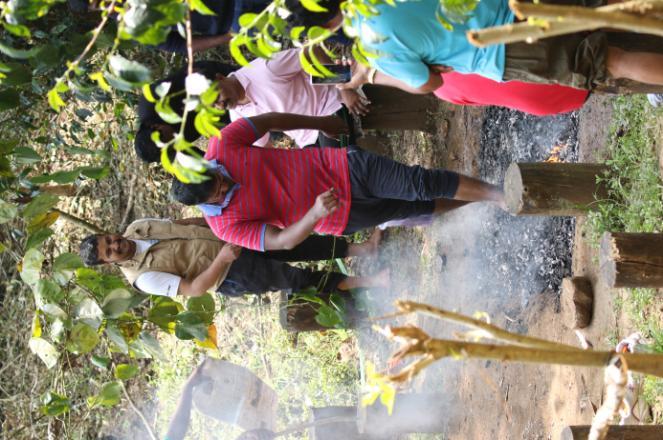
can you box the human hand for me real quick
[339,89,370,116]
[320,115,349,140]
[219,244,242,262]
[336,60,371,91]
[312,188,339,219]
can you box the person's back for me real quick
[352,0,514,88]
[228,49,344,147]
[203,119,351,250]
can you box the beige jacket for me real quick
[118,219,230,293]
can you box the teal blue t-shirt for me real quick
[351,0,515,87]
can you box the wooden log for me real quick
[360,85,438,133]
[599,232,663,288]
[504,162,609,216]
[279,291,359,332]
[561,424,663,440]
[561,277,594,329]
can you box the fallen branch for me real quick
[53,208,106,234]
[468,0,663,47]
[390,300,583,351]
[120,381,158,440]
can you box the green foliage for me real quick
[87,381,122,408]
[292,287,349,329]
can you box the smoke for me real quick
[353,108,579,437]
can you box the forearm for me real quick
[179,247,232,296]
[264,209,322,251]
[250,113,340,140]
[191,34,232,52]
[165,388,194,440]
[374,70,442,94]
[173,217,208,226]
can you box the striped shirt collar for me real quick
[197,160,240,217]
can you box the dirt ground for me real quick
[355,94,660,440]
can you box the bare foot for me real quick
[347,228,383,257]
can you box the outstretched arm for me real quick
[338,62,444,94]
[173,217,208,226]
[248,113,348,143]
[165,362,208,440]
[263,189,339,250]
[178,244,241,296]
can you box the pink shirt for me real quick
[203,119,351,251]
[435,72,589,116]
[229,49,344,148]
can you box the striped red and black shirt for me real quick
[203,118,351,250]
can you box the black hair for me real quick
[170,169,217,206]
[135,61,237,163]
[67,0,90,13]
[285,0,341,28]
[79,235,102,266]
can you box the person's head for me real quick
[214,74,247,110]
[134,122,177,163]
[170,170,234,206]
[79,234,137,266]
[284,0,343,30]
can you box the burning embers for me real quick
[545,142,570,163]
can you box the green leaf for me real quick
[80,166,109,180]
[155,96,183,124]
[2,22,31,38]
[300,0,328,12]
[91,355,111,370]
[132,332,165,360]
[174,311,208,341]
[0,89,20,112]
[187,293,215,325]
[194,109,221,138]
[105,323,129,354]
[0,138,18,154]
[66,322,99,354]
[0,41,41,59]
[20,248,44,286]
[298,49,323,78]
[108,55,152,87]
[47,87,66,112]
[12,146,42,164]
[22,193,59,218]
[229,38,250,66]
[76,267,126,298]
[114,363,139,380]
[87,382,122,408]
[29,337,59,369]
[238,12,258,28]
[314,304,342,328]
[25,227,53,250]
[40,392,70,417]
[53,253,83,272]
[41,303,67,319]
[290,26,306,41]
[32,312,42,338]
[35,279,63,306]
[89,71,111,92]
[27,211,59,234]
[141,83,156,103]
[0,199,18,224]
[102,288,134,318]
[75,298,104,329]
[190,0,216,15]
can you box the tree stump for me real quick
[360,85,439,133]
[504,162,608,216]
[561,425,663,440]
[599,232,663,288]
[561,277,594,329]
[279,291,359,332]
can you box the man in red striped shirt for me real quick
[170,112,504,251]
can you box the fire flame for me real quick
[544,142,568,163]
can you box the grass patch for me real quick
[583,95,662,416]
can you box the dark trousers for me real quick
[218,235,347,297]
[343,146,460,234]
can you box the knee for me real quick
[606,46,626,79]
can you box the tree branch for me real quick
[52,208,106,234]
